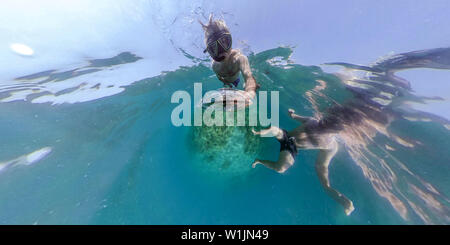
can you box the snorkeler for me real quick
[199,15,260,101]
[252,109,355,216]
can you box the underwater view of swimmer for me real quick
[252,108,355,215]
[252,47,450,218]
[199,15,260,103]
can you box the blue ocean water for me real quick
[0,1,449,225]
[0,47,448,225]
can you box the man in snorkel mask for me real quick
[199,15,260,100]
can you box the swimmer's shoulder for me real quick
[234,50,252,67]
[231,49,241,56]
[234,49,246,58]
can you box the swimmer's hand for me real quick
[245,90,256,100]
[288,108,296,118]
[239,91,255,107]
[288,108,315,124]
[252,159,262,168]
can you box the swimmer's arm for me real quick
[288,109,314,123]
[238,55,257,98]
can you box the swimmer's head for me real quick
[199,14,232,62]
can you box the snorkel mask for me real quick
[204,32,232,62]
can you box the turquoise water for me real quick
[0,47,449,225]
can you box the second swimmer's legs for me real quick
[252,126,294,173]
[252,151,294,174]
[252,126,284,140]
[315,143,355,215]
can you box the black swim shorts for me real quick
[278,129,298,159]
